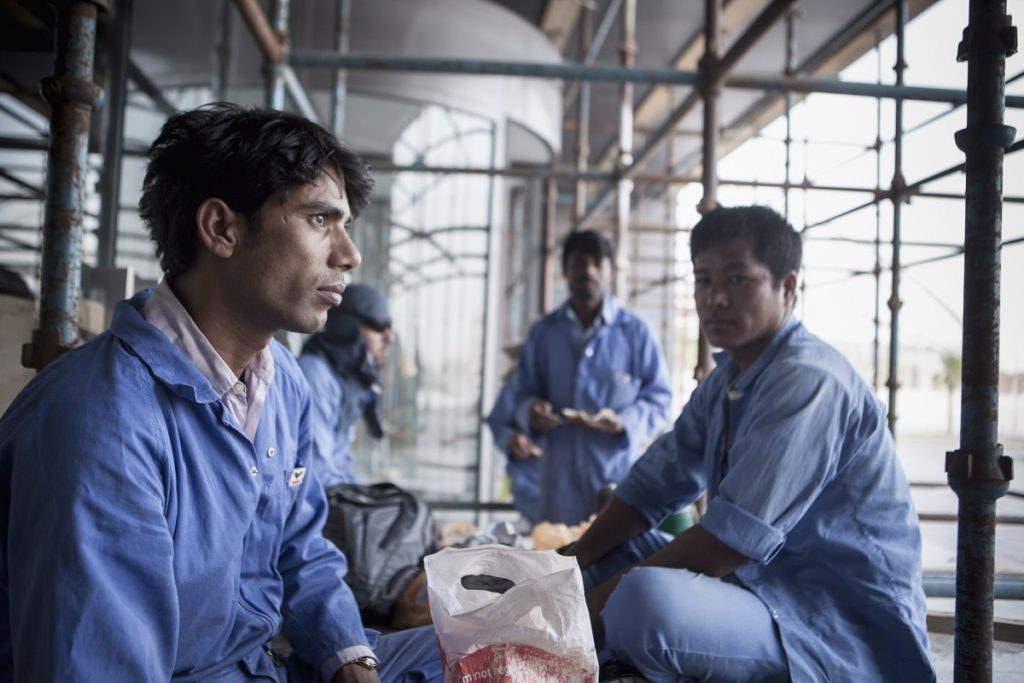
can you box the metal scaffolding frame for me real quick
[2,1,1020,674]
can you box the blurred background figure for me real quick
[299,283,394,487]
[486,343,542,526]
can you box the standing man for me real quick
[0,104,440,683]
[567,206,933,681]
[299,284,394,487]
[515,230,672,525]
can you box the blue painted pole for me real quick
[25,0,107,371]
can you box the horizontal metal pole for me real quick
[923,571,1024,600]
[288,51,1024,107]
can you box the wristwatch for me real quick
[343,655,380,671]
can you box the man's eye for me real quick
[728,275,748,284]
[312,214,327,227]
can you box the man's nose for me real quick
[708,281,729,307]
[331,229,361,271]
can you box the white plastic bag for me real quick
[425,544,599,683]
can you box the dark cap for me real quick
[329,283,392,334]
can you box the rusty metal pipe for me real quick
[26,0,106,371]
[947,0,1017,679]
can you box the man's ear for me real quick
[195,198,244,259]
[782,270,798,305]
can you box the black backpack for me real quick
[322,482,438,625]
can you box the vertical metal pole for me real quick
[947,0,1016,680]
[329,0,351,136]
[213,0,233,101]
[885,0,907,436]
[574,4,594,224]
[873,35,883,393]
[695,0,721,382]
[614,0,636,299]
[24,0,107,371]
[542,176,557,313]
[783,7,797,220]
[264,0,288,110]
[97,0,131,270]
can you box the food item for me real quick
[443,642,595,683]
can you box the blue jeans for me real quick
[585,531,789,683]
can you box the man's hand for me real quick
[562,407,624,436]
[585,572,625,639]
[585,408,624,436]
[332,663,381,683]
[507,432,543,460]
[528,400,563,433]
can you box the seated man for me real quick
[299,284,394,486]
[0,104,439,683]
[566,206,934,682]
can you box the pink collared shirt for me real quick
[143,280,274,441]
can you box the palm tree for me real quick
[939,353,961,435]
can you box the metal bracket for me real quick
[946,445,1014,483]
[957,17,1018,62]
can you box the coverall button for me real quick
[266,447,276,458]
[584,347,594,358]
[232,383,246,396]
[250,465,259,476]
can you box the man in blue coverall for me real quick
[515,230,672,525]
[299,284,394,487]
[0,105,440,683]
[566,206,934,682]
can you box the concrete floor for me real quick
[928,631,1024,682]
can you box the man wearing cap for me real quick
[299,283,394,487]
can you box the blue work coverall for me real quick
[0,292,439,682]
[597,316,934,682]
[515,296,672,524]
[297,352,375,487]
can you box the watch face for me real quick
[350,656,379,671]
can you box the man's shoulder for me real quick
[1,330,160,439]
[767,324,868,396]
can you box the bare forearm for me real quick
[571,497,650,569]
[641,523,748,577]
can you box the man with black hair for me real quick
[299,283,394,487]
[0,104,440,682]
[567,206,933,682]
[514,229,671,525]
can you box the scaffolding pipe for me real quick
[24,0,107,372]
[564,0,622,111]
[97,0,132,270]
[873,37,884,393]
[886,0,907,436]
[947,0,1017,679]
[263,0,288,109]
[783,7,798,220]
[614,0,636,298]
[213,0,233,102]
[574,4,594,224]
[576,0,798,229]
[695,0,722,382]
[287,51,1024,107]
[329,0,351,136]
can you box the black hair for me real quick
[690,205,802,282]
[561,229,615,272]
[139,103,374,278]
